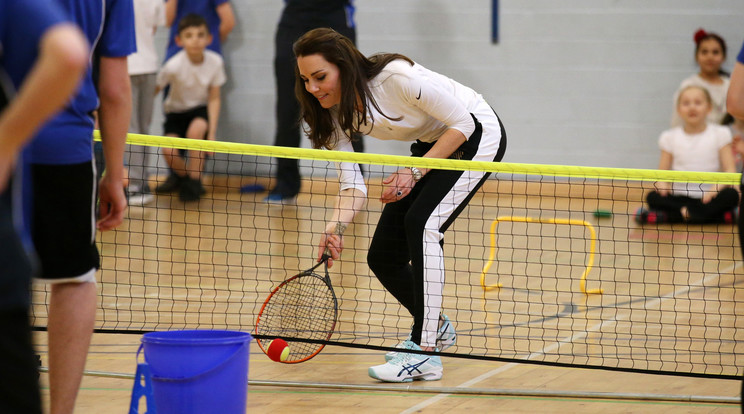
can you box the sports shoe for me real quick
[634,207,668,224]
[723,209,736,224]
[179,177,202,202]
[436,313,457,350]
[369,340,443,383]
[155,173,182,193]
[127,184,154,206]
[263,192,297,204]
[385,314,457,361]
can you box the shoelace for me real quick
[389,342,418,365]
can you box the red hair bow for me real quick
[694,28,708,44]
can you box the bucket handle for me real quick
[136,343,145,364]
[137,342,248,383]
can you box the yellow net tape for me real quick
[97,131,742,185]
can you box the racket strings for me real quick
[257,273,337,359]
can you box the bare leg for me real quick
[48,282,96,414]
[186,150,205,180]
[184,118,208,180]
[160,134,187,176]
[161,146,187,176]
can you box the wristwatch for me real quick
[408,167,423,182]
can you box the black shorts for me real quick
[31,162,99,282]
[163,106,209,139]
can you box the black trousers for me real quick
[646,187,739,223]
[0,310,41,414]
[367,113,506,347]
[0,191,41,414]
[272,7,364,197]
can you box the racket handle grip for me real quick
[321,248,331,262]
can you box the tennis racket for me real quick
[254,253,338,363]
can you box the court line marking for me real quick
[401,261,741,413]
[627,230,726,241]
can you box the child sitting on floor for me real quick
[641,85,739,224]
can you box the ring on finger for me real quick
[396,191,403,197]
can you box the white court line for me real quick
[401,261,741,414]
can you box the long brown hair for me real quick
[293,28,413,149]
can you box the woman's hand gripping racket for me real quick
[254,253,338,363]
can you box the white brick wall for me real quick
[152,0,744,169]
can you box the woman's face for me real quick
[297,54,342,109]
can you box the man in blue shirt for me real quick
[0,1,88,412]
[24,1,135,413]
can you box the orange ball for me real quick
[266,338,290,362]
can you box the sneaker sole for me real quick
[368,366,443,383]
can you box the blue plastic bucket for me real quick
[140,330,252,414]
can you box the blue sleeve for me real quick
[738,40,744,65]
[6,0,66,41]
[97,0,136,57]
[1,0,67,88]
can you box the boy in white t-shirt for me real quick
[155,13,226,202]
[641,85,739,224]
[127,0,165,205]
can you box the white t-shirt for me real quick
[331,60,501,194]
[670,74,730,127]
[128,0,165,75]
[658,124,732,197]
[157,50,227,113]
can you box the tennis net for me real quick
[30,133,744,379]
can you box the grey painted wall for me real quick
[151,0,744,171]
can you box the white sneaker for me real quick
[369,340,443,383]
[385,314,456,361]
[128,184,154,206]
[436,313,457,351]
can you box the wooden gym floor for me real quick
[32,176,743,413]
[33,331,741,413]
